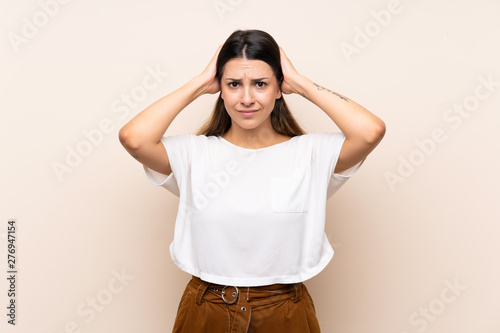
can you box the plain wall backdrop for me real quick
[1,0,499,332]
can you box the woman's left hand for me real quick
[279,47,304,95]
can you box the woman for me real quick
[119,30,385,333]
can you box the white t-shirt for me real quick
[143,132,363,286]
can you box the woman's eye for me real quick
[227,82,266,88]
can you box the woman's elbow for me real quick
[366,118,386,145]
[118,125,141,151]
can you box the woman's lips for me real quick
[238,109,258,117]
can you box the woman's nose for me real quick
[241,87,255,105]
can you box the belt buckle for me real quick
[221,285,239,304]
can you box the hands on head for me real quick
[198,45,223,95]
[279,46,303,96]
[198,45,303,97]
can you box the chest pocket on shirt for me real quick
[271,166,311,213]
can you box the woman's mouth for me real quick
[238,109,258,117]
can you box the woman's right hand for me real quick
[196,45,222,95]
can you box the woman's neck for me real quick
[221,126,292,149]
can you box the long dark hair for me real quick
[196,29,305,137]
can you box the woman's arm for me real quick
[118,46,221,175]
[280,47,386,173]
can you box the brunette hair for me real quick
[196,29,305,137]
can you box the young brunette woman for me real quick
[119,30,385,333]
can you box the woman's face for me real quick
[220,58,282,132]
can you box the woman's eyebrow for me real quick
[225,77,270,82]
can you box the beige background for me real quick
[1,0,499,332]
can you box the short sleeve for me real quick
[310,132,364,198]
[142,134,193,197]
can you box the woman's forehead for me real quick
[222,58,275,79]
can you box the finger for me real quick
[279,46,286,64]
[215,44,222,56]
[279,47,293,71]
[208,45,223,66]
[214,44,223,60]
